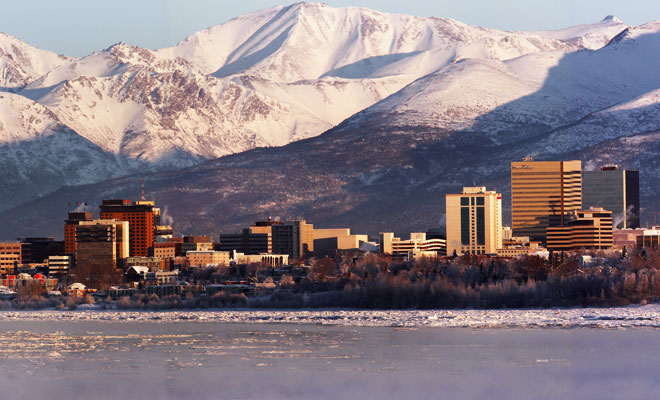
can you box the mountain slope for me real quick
[0,92,141,209]
[0,3,657,233]
[0,33,71,89]
[4,24,660,239]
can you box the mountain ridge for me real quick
[0,3,659,238]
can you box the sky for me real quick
[2,0,659,57]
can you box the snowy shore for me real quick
[2,305,660,329]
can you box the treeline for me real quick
[4,247,660,310]
[252,248,660,309]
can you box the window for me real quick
[461,207,470,245]
[476,207,485,245]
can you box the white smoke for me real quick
[438,213,446,228]
[161,205,174,226]
[583,159,600,172]
[613,204,635,230]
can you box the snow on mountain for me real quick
[0,2,651,219]
[162,2,625,83]
[0,33,71,89]
[0,92,140,209]
[337,19,660,140]
[531,15,628,49]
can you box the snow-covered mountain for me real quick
[2,2,660,236]
[0,92,142,208]
[0,33,71,89]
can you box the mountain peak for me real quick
[602,15,623,24]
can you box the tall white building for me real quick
[446,187,502,255]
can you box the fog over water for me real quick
[1,318,660,399]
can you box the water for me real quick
[1,318,659,399]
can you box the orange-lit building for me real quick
[0,243,22,275]
[546,208,613,251]
[99,200,154,257]
[64,211,94,255]
[152,242,177,259]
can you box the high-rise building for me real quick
[546,208,613,250]
[446,187,502,255]
[272,220,314,259]
[582,166,640,229]
[64,211,94,255]
[75,219,129,273]
[99,200,154,257]
[511,159,582,242]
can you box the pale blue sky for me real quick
[3,0,659,57]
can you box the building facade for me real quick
[99,199,154,257]
[20,237,64,263]
[0,243,22,275]
[47,255,72,276]
[233,253,289,267]
[187,250,231,267]
[379,232,446,259]
[446,187,502,255]
[511,159,582,242]
[582,166,640,229]
[181,236,213,255]
[546,209,613,250]
[313,228,368,257]
[272,220,314,259]
[75,220,129,274]
[636,227,660,248]
[152,242,177,260]
[219,230,270,255]
[64,211,94,255]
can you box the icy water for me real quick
[1,314,660,400]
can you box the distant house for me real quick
[67,282,87,297]
[126,266,150,281]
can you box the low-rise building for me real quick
[614,229,646,249]
[219,218,286,255]
[187,250,231,267]
[233,253,289,266]
[145,270,179,285]
[181,236,213,255]
[123,256,167,271]
[379,233,446,258]
[313,228,368,257]
[546,208,613,251]
[47,255,71,276]
[496,237,543,257]
[151,242,177,260]
[67,282,87,297]
[636,227,660,248]
[0,243,22,275]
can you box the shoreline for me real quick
[2,304,660,329]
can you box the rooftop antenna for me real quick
[140,178,146,201]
